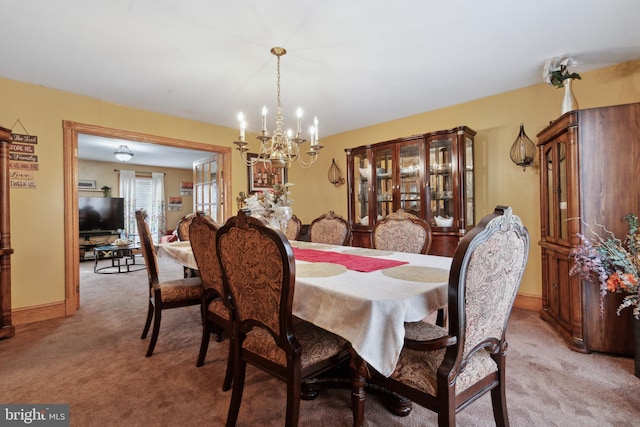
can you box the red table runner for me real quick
[292,247,408,273]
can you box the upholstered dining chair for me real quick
[308,211,351,245]
[176,212,205,278]
[373,209,432,254]
[352,206,529,427]
[135,210,203,357]
[284,214,302,241]
[216,210,352,427]
[176,212,200,241]
[188,213,234,391]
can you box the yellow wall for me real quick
[1,59,639,317]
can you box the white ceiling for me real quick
[2,1,640,168]
[76,134,214,169]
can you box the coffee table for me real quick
[93,243,145,274]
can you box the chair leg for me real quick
[145,301,162,357]
[196,320,211,367]
[491,375,509,427]
[141,300,154,339]
[436,308,446,327]
[222,337,233,391]
[285,376,301,427]
[226,358,246,427]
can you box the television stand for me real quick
[79,230,121,261]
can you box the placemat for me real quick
[296,262,347,277]
[381,265,449,283]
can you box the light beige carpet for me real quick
[0,256,638,426]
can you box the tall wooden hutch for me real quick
[537,103,639,355]
[345,126,475,256]
[0,126,15,339]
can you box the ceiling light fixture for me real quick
[509,123,536,171]
[234,47,323,170]
[114,145,134,162]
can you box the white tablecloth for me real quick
[158,240,452,377]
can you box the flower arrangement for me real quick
[543,56,582,88]
[241,183,294,218]
[569,214,640,319]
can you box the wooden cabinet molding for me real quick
[0,126,15,339]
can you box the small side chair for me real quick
[135,210,203,357]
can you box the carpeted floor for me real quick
[1,256,638,426]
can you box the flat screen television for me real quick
[79,197,125,233]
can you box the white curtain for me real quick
[150,172,166,243]
[119,170,137,239]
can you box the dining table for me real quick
[158,239,452,378]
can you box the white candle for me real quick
[309,125,315,145]
[313,116,319,143]
[296,108,302,134]
[261,106,267,132]
[237,112,245,141]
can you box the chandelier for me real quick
[114,145,134,162]
[234,47,323,169]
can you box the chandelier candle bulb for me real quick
[296,108,302,135]
[237,113,245,141]
[261,106,267,132]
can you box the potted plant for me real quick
[101,186,111,197]
[570,214,640,377]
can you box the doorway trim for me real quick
[63,120,231,314]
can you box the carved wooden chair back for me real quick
[356,206,529,426]
[373,209,432,254]
[134,209,202,357]
[308,211,351,245]
[284,214,302,241]
[216,210,351,426]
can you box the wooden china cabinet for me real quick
[537,103,639,356]
[345,126,475,256]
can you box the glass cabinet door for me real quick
[352,150,370,226]
[428,136,454,225]
[374,147,393,219]
[399,142,422,217]
[544,139,569,242]
[464,135,474,228]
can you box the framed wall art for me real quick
[247,153,287,192]
[78,179,97,190]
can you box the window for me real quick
[135,176,153,214]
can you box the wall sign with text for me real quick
[9,133,39,189]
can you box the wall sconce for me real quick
[328,158,345,187]
[510,123,536,171]
[114,145,134,162]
